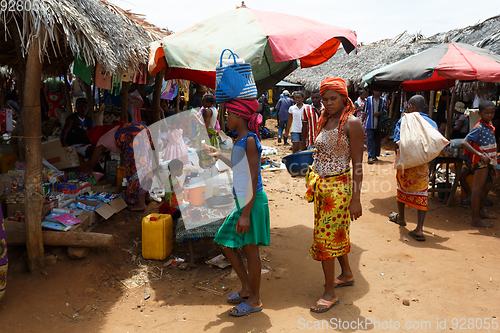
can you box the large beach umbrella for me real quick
[362,42,500,92]
[148,6,357,91]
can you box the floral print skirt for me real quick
[306,167,352,261]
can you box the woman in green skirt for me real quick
[204,99,270,317]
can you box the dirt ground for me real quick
[2,119,499,332]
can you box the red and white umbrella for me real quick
[149,6,357,90]
[363,42,500,91]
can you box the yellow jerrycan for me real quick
[142,214,173,260]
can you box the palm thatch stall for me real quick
[286,15,500,92]
[0,0,169,272]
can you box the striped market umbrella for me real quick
[148,6,357,91]
[362,42,500,91]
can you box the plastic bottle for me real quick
[211,165,219,195]
[201,169,213,199]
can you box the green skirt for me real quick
[214,190,270,248]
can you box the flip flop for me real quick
[408,230,426,241]
[485,199,493,207]
[334,278,355,288]
[388,212,406,226]
[310,298,339,313]
[229,302,262,317]
[226,292,249,304]
[460,199,471,206]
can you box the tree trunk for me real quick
[152,68,165,122]
[121,81,130,121]
[6,229,114,248]
[429,90,436,117]
[23,35,46,272]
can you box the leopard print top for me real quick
[312,128,350,177]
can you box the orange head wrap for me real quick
[316,77,355,142]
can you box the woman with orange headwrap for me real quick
[305,77,364,313]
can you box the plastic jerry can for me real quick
[142,214,173,260]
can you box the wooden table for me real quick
[428,156,463,206]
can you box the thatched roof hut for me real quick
[0,0,171,273]
[286,15,500,91]
[0,0,169,75]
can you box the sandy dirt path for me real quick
[2,124,499,332]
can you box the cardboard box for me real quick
[91,184,115,193]
[65,197,127,226]
[42,139,80,170]
[7,200,58,217]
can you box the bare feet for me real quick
[472,219,493,228]
[479,210,496,219]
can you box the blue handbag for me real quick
[215,49,258,102]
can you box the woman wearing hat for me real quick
[451,101,469,139]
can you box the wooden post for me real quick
[152,68,164,122]
[63,70,72,114]
[388,92,396,119]
[121,81,131,121]
[6,229,114,248]
[446,89,457,140]
[23,35,46,272]
[428,90,435,117]
[175,90,180,114]
[90,65,96,119]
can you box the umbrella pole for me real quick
[428,90,435,117]
[152,68,165,121]
[389,92,396,119]
[446,89,457,140]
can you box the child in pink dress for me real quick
[162,117,189,165]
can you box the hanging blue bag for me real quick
[215,49,258,102]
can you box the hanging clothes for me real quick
[73,55,92,85]
[95,64,112,90]
[128,90,143,124]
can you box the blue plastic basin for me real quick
[281,150,314,176]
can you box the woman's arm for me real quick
[203,108,212,131]
[347,116,363,221]
[237,136,260,234]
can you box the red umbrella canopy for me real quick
[149,7,357,90]
[363,43,500,91]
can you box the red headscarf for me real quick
[225,99,262,139]
[317,77,355,142]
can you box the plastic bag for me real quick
[396,112,449,170]
[218,130,233,150]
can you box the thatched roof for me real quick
[0,0,170,75]
[286,15,500,91]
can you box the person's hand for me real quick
[492,167,498,179]
[202,142,218,158]
[350,199,362,221]
[283,132,288,138]
[374,112,380,117]
[236,215,250,234]
[480,153,491,164]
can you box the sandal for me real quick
[388,212,406,226]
